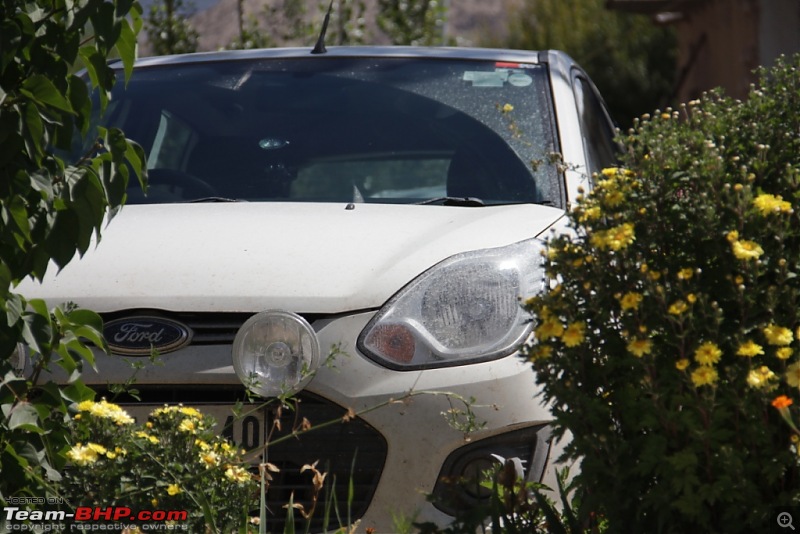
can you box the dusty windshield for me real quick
[91,56,560,206]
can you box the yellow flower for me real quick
[726,230,739,242]
[562,322,586,347]
[167,484,181,496]
[604,190,625,208]
[691,366,718,387]
[736,340,764,357]
[600,167,619,178]
[777,347,793,360]
[731,239,764,260]
[200,451,220,469]
[67,444,100,466]
[535,318,564,341]
[179,407,202,418]
[77,399,134,425]
[605,223,636,251]
[224,465,251,485]
[786,361,800,388]
[528,345,553,361]
[677,268,694,280]
[579,206,602,222]
[675,358,690,371]
[135,431,160,445]
[178,418,197,433]
[764,324,794,346]
[87,443,107,456]
[501,103,514,113]
[626,338,653,358]
[619,292,643,311]
[753,193,792,216]
[746,366,776,389]
[668,300,688,315]
[590,223,636,251]
[694,342,722,366]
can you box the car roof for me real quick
[123,46,576,72]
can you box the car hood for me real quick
[19,202,564,313]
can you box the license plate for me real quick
[125,404,267,452]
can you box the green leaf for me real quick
[79,46,114,109]
[116,18,137,83]
[106,127,128,160]
[20,75,75,114]
[68,74,91,136]
[45,208,80,270]
[6,195,32,244]
[61,381,96,404]
[22,101,44,161]
[21,306,52,356]
[126,140,147,193]
[0,20,21,72]
[6,294,26,326]
[8,402,44,433]
[0,266,12,300]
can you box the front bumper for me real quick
[52,310,555,531]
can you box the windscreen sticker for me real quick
[508,72,533,87]
[463,68,533,87]
[463,70,507,87]
[495,61,538,69]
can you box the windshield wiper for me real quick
[185,197,244,203]
[416,196,485,207]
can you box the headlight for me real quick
[232,310,320,397]
[358,239,546,369]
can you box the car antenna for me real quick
[311,1,333,55]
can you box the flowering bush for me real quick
[64,399,257,532]
[523,55,800,532]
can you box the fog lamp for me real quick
[232,310,320,397]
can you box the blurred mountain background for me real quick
[140,0,525,54]
[137,0,800,128]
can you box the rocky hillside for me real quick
[154,0,523,54]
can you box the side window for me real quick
[573,74,618,176]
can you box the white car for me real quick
[22,46,617,531]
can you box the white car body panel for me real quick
[20,202,563,313]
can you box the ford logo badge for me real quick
[104,316,192,356]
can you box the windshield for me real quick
[81,56,560,206]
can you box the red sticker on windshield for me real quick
[495,62,520,68]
